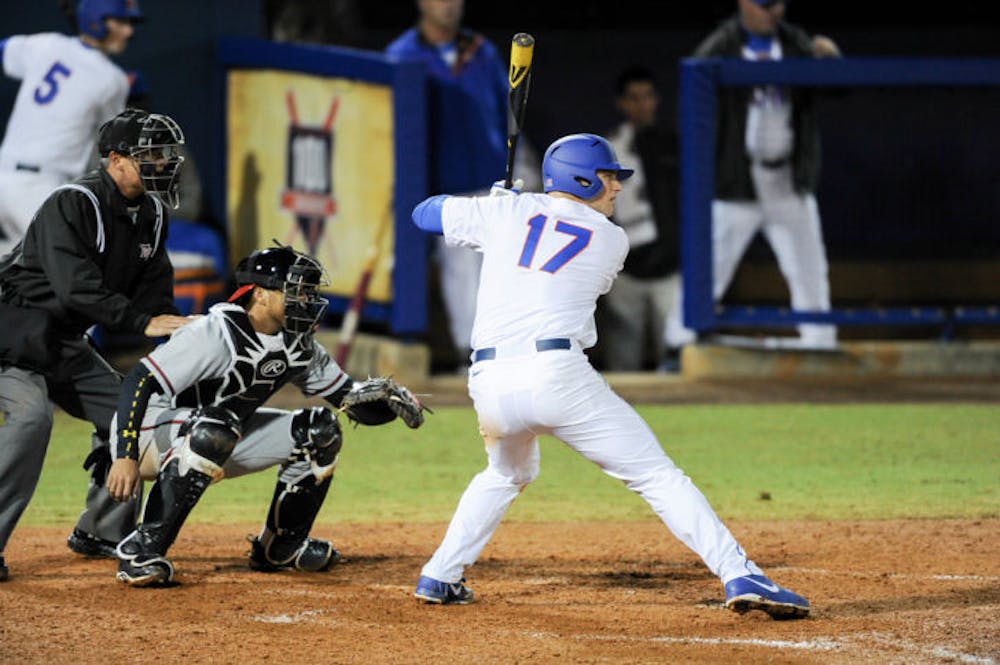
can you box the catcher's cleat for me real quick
[67,528,118,559]
[0,555,8,582]
[414,575,474,605]
[724,574,810,619]
[116,555,175,587]
[247,536,342,572]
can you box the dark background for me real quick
[3,1,998,249]
[2,2,999,357]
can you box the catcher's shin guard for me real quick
[248,471,340,572]
[116,458,213,586]
[116,414,236,587]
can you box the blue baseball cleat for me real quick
[724,574,810,619]
[414,575,474,605]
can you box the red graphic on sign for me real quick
[281,90,339,255]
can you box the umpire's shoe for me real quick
[414,575,474,605]
[115,535,174,587]
[67,528,118,559]
[0,555,8,582]
[724,574,810,619]
[247,536,342,572]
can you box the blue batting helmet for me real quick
[77,0,144,41]
[542,133,633,200]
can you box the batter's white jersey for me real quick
[441,192,628,353]
[0,33,127,177]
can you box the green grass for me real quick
[20,403,1000,527]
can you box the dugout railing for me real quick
[678,57,1000,339]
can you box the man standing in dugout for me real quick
[0,107,191,582]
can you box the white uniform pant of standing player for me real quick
[716,162,834,349]
[0,169,66,256]
[419,347,764,585]
[665,164,836,351]
[436,235,482,361]
[602,272,680,370]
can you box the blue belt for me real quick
[472,338,571,363]
[15,163,40,173]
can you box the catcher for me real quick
[103,242,427,586]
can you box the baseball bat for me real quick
[334,208,392,367]
[504,32,535,189]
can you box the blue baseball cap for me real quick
[751,0,787,6]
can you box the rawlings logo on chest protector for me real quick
[259,358,287,378]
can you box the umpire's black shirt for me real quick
[0,168,178,339]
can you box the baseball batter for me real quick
[105,244,426,586]
[409,133,810,618]
[0,0,143,256]
[669,0,840,350]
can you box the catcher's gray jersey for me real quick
[141,302,348,422]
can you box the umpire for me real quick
[0,107,192,581]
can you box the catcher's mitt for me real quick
[340,377,428,429]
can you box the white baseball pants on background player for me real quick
[419,345,765,585]
[666,163,836,350]
[0,169,65,255]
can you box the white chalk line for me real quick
[864,631,997,665]
[775,566,1000,582]
[252,609,331,624]
[519,630,996,663]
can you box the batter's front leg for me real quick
[420,432,539,583]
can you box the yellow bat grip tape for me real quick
[509,34,535,88]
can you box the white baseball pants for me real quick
[419,347,764,585]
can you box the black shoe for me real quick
[0,555,8,582]
[658,348,682,373]
[116,555,174,587]
[67,528,118,559]
[247,535,342,572]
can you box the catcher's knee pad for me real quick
[290,406,342,480]
[179,406,242,469]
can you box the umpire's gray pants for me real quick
[0,338,139,557]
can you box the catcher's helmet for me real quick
[98,108,186,209]
[542,133,633,200]
[233,244,329,335]
[77,0,144,41]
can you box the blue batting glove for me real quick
[490,179,522,197]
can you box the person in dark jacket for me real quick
[0,107,191,582]
[669,0,841,350]
[603,65,683,372]
[385,0,513,369]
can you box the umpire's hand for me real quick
[106,458,141,502]
[145,314,198,338]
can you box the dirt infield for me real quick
[2,519,997,664]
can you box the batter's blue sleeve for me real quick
[411,195,448,235]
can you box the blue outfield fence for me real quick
[678,57,1000,335]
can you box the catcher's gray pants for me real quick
[0,338,139,558]
[130,406,312,484]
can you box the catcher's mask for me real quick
[230,243,329,334]
[98,107,186,209]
